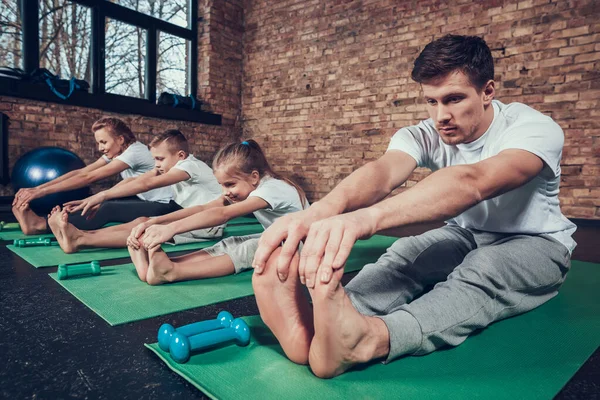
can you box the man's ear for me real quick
[483,80,495,104]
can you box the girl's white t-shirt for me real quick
[248,176,308,229]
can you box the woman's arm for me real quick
[35,159,130,199]
[13,158,108,206]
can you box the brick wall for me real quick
[0,0,244,197]
[242,0,600,219]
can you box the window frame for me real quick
[0,0,221,125]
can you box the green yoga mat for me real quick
[146,260,600,400]
[0,216,258,241]
[49,235,399,325]
[9,223,264,268]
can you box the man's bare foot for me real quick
[146,247,176,285]
[308,267,390,378]
[128,245,150,282]
[12,204,47,235]
[252,248,314,365]
[48,208,83,253]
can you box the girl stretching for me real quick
[128,140,308,285]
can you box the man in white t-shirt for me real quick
[250,35,577,378]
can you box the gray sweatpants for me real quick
[345,225,572,363]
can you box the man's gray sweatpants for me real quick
[345,224,572,362]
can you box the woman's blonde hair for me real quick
[91,117,136,149]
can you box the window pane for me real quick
[0,1,23,69]
[157,32,188,97]
[105,19,146,98]
[39,1,91,81]
[113,0,188,28]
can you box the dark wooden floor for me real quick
[0,216,598,399]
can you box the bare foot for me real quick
[128,245,150,282]
[12,204,47,235]
[47,205,61,219]
[307,267,390,378]
[252,248,314,365]
[48,208,83,253]
[146,247,175,285]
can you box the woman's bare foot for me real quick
[146,247,176,285]
[12,204,47,235]
[48,208,83,253]
[128,245,150,281]
[252,248,314,365]
[307,267,390,378]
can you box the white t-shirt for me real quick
[103,141,173,203]
[387,100,576,253]
[249,176,309,229]
[172,155,222,208]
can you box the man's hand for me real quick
[253,206,333,281]
[142,224,176,250]
[64,192,107,216]
[299,209,377,288]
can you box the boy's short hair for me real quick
[411,34,494,90]
[149,129,189,154]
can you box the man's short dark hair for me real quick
[411,35,494,90]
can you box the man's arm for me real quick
[253,150,418,275]
[300,149,544,287]
[367,149,544,232]
[312,150,418,216]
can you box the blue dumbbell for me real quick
[157,311,234,352]
[169,317,251,364]
[0,221,19,231]
[13,237,57,247]
[57,261,101,280]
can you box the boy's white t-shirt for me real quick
[172,155,222,208]
[248,176,309,229]
[387,100,576,253]
[103,141,173,203]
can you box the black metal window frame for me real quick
[0,0,221,125]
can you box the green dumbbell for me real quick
[0,221,19,231]
[13,237,58,247]
[57,261,101,280]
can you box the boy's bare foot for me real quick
[48,208,83,253]
[252,248,314,365]
[12,204,47,235]
[307,267,390,378]
[146,246,176,285]
[128,245,150,281]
